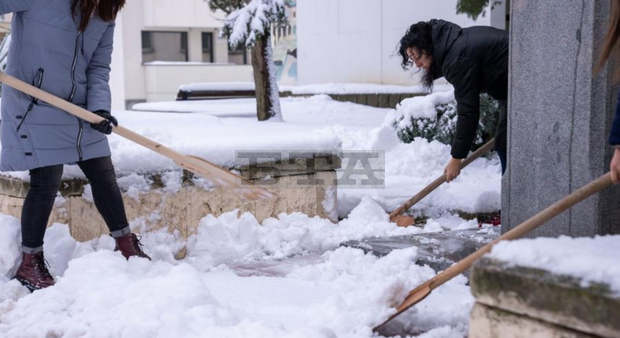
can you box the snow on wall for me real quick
[489,236,620,295]
[296,0,502,86]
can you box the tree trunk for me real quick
[251,33,282,121]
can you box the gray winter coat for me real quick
[0,0,114,171]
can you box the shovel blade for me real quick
[373,283,432,332]
[392,214,416,227]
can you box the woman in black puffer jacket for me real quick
[398,19,508,182]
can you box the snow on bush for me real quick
[389,90,499,149]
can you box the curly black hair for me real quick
[398,21,434,70]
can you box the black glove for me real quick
[90,110,118,135]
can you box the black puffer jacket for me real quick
[430,19,508,159]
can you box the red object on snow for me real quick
[491,215,501,226]
[478,214,501,227]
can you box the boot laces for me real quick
[32,254,53,280]
[132,234,146,252]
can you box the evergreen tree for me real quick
[456,0,502,21]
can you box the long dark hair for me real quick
[397,21,439,89]
[597,0,620,73]
[71,0,126,32]
[398,21,434,70]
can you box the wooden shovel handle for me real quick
[0,71,275,200]
[389,138,496,220]
[375,172,613,332]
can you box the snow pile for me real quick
[488,235,620,295]
[0,214,21,281]
[186,197,427,268]
[0,199,477,337]
[339,137,501,217]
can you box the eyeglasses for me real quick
[407,50,422,63]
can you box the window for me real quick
[141,31,188,63]
[228,44,248,65]
[202,32,214,63]
[141,31,153,53]
[180,32,187,55]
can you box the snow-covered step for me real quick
[469,237,620,338]
[0,153,340,242]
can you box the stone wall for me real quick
[469,257,620,338]
[0,154,340,242]
[504,0,620,236]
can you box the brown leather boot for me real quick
[14,252,55,292]
[114,233,151,260]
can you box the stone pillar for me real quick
[504,0,620,237]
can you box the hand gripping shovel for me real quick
[0,71,275,201]
[374,172,613,333]
[390,138,496,226]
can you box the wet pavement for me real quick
[342,227,500,277]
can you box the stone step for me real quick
[470,257,620,338]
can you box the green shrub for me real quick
[393,93,499,152]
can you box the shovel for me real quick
[390,138,496,226]
[0,71,275,201]
[374,172,613,333]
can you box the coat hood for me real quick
[430,19,463,78]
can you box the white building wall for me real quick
[110,16,126,110]
[118,0,146,104]
[144,64,253,102]
[111,0,253,105]
[297,0,504,85]
[142,0,223,28]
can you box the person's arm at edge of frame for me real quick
[609,93,620,184]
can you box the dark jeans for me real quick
[21,156,129,249]
[495,100,507,174]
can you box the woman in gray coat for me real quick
[1,0,149,292]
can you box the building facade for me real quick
[295,0,507,85]
[111,0,257,108]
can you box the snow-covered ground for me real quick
[0,94,502,337]
[133,94,502,217]
[0,201,481,337]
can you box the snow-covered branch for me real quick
[222,0,287,48]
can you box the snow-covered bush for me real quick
[391,91,499,150]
